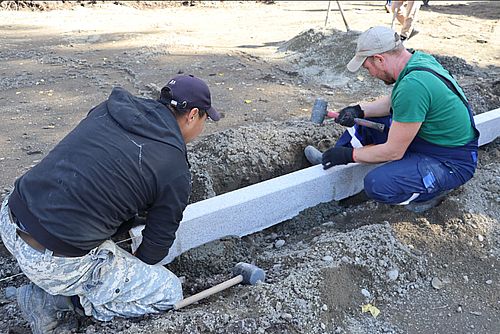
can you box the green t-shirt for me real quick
[392,51,476,147]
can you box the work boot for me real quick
[408,29,420,40]
[405,190,451,213]
[304,145,323,165]
[17,283,75,334]
[402,29,420,41]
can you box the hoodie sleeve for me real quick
[135,171,191,265]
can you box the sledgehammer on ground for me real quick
[173,262,265,310]
[310,98,385,132]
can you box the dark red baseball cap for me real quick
[163,74,220,121]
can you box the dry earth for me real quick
[0,1,499,333]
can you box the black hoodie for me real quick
[10,87,191,264]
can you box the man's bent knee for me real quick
[364,169,409,204]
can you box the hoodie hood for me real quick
[106,87,185,152]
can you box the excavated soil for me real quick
[0,1,499,333]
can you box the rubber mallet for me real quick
[310,97,385,132]
[173,262,265,310]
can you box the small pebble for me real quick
[295,298,308,310]
[485,280,492,285]
[322,304,328,311]
[432,277,444,289]
[361,288,371,298]
[322,255,334,262]
[477,234,484,242]
[274,239,285,248]
[387,269,399,281]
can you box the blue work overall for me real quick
[335,68,479,205]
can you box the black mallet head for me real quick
[310,98,328,124]
[232,262,265,285]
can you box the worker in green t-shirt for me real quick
[305,26,479,212]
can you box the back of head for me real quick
[347,26,403,72]
[159,74,221,121]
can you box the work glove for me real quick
[322,147,354,170]
[335,104,365,127]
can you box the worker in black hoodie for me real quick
[0,74,220,333]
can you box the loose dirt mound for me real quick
[279,28,387,97]
[188,120,342,202]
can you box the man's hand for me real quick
[335,104,364,127]
[322,147,354,169]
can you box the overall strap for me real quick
[405,66,479,134]
[404,66,479,167]
[407,67,467,107]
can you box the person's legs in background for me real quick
[391,0,405,30]
[400,0,422,40]
[385,0,392,13]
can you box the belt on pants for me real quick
[10,207,86,258]
[15,229,84,258]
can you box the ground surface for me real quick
[0,1,498,333]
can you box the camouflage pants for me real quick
[0,196,183,321]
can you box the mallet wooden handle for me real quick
[174,275,243,310]
[328,111,385,132]
[353,118,385,132]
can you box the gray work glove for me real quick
[335,104,365,127]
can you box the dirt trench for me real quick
[188,120,343,202]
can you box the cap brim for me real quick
[347,55,367,72]
[207,106,221,121]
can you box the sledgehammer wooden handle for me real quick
[174,275,243,310]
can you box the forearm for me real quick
[352,121,421,163]
[353,143,402,163]
[359,95,391,118]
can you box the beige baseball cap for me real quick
[347,26,402,72]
